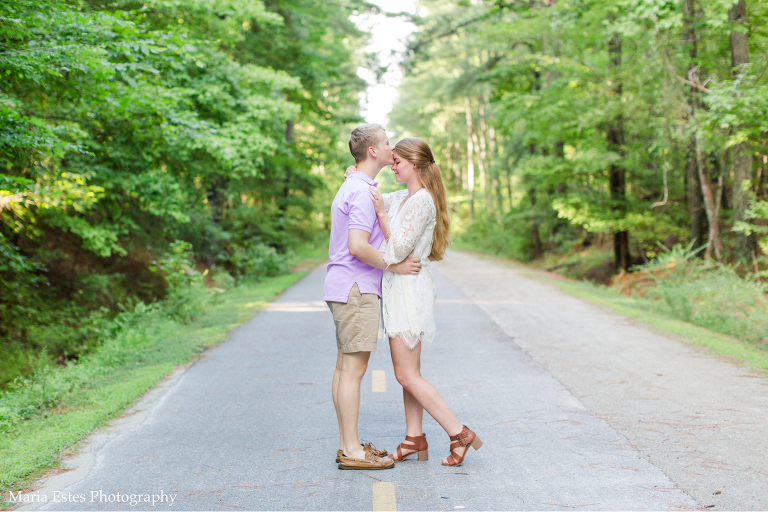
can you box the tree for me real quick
[387,0,767,270]
[729,0,756,261]
[0,0,372,378]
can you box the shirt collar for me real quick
[347,170,378,187]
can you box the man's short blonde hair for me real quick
[349,124,385,163]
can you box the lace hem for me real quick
[383,329,435,350]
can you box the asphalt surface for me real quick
[437,251,768,511]
[20,250,762,510]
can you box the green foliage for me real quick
[392,0,768,272]
[393,0,768,348]
[227,240,288,282]
[632,245,768,345]
[1,0,370,386]
[453,210,540,262]
[0,300,166,433]
[734,196,768,276]
[155,240,199,291]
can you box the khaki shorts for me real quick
[326,283,379,353]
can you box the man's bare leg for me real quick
[332,348,344,450]
[338,350,371,460]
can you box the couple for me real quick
[323,124,482,470]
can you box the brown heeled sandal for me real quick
[388,434,428,462]
[441,425,482,466]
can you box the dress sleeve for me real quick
[383,193,435,265]
[382,192,391,215]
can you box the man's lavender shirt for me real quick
[323,170,385,302]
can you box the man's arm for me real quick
[348,229,421,275]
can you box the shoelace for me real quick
[362,442,384,454]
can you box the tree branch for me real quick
[660,45,713,94]
[0,43,96,57]
[408,5,514,55]
[651,164,668,208]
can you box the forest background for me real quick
[1,0,375,391]
[1,0,768,445]
[386,0,768,349]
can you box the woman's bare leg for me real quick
[402,388,423,437]
[390,335,462,437]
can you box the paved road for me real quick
[22,251,743,511]
[438,251,768,511]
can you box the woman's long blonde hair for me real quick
[393,137,450,261]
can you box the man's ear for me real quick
[368,145,377,159]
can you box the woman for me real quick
[348,137,482,466]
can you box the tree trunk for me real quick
[608,33,630,271]
[445,129,452,190]
[279,119,294,217]
[506,149,513,210]
[688,139,705,250]
[464,97,475,222]
[530,187,543,257]
[729,0,756,261]
[489,124,503,214]
[684,0,706,253]
[478,96,492,213]
[208,177,222,226]
[470,127,486,210]
[695,136,724,261]
[455,140,463,192]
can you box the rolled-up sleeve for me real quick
[348,190,376,232]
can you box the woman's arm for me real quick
[370,190,434,265]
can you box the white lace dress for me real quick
[379,188,437,350]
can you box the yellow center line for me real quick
[372,481,396,511]
[372,370,386,393]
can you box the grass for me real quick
[451,243,768,376]
[0,247,327,499]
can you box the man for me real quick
[325,124,421,470]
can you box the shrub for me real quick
[632,244,768,345]
[454,211,538,262]
[226,239,288,282]
[152,240,209,322]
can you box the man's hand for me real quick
[348,229,421,274]
[390,257,422,275]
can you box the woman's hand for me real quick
[344,165,356,179]
[368,185,385,216]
